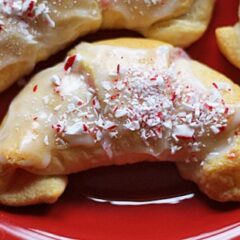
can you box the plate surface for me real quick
[1,1,240,239]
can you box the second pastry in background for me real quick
[216,1,240,69]
[0,0,215,93]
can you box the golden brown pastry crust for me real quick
[0,169,67,206]
[178,132,240,202]
[141,0,215,47]
[216,23,240,69]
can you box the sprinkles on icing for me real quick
[0,0,55,32]
[40,45,234,159]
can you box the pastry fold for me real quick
[216,3,240,68]
[0,0,215,92]
[0,167,67,206]
[0,38,240,205]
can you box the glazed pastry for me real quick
[0,38,240,206]
[101,0,215,47]
[0,0,102,92]
[0,0,215,92]
[216,2,240,69]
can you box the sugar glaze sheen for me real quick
[0,42,239,173]
[48,44,239,163]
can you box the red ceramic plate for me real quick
[1,1,240,239]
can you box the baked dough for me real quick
[0,167,67,206]
[122,0,215,48]
[0,0,215,92]
[0,38,240,206]
[216,3,240,69]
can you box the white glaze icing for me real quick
[0,0,101,91]
[100,0,193,28]
[0,0,197,94]
[0,43,239,171]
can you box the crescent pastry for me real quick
[0,38,239,205]
[0,0,215,92]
